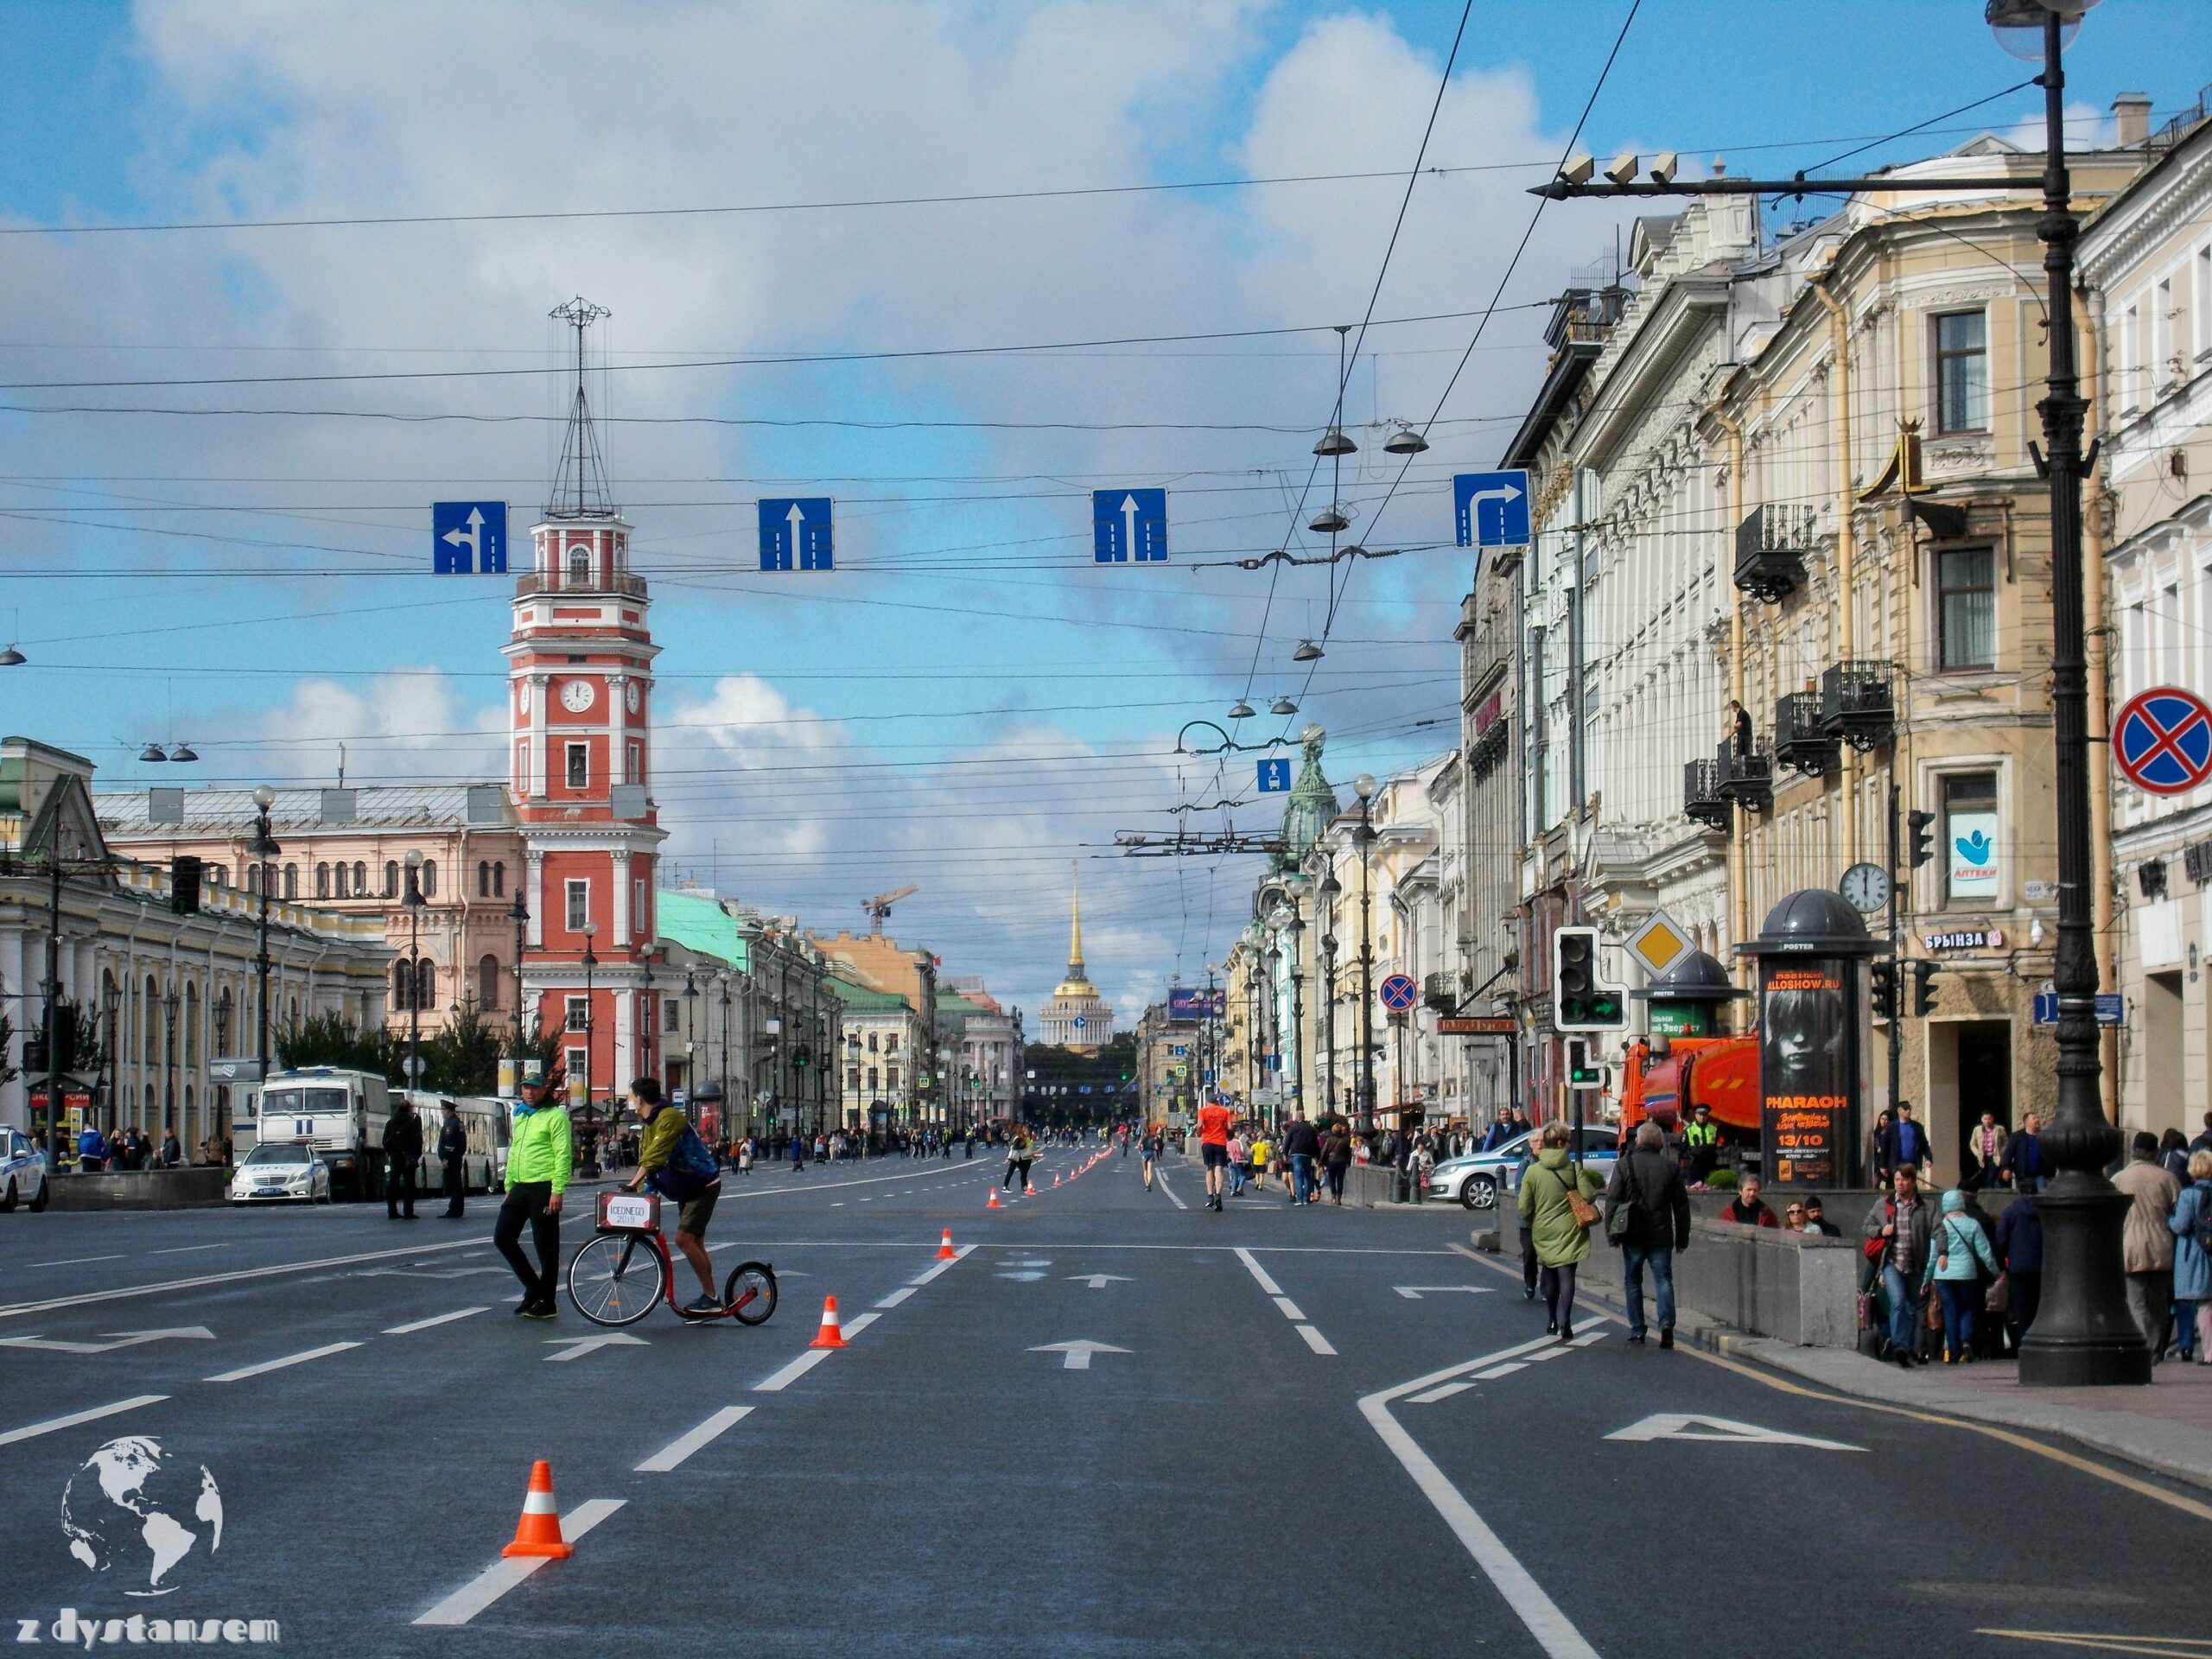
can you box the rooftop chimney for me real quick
[2113,92,2152,148]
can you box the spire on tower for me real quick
[1068,871,1084,975]
[548,296,615,519]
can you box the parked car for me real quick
[1430,1127,1619,1211]
[0,1127,48,1212]
[229,1141,334,1205]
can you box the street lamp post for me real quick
[580,923,598,1120]
[508,890,529,1062]
[403,849,425,1097]
[249,787,279,1086]
[162,984,180,1133]
[1319,869,1341,1116]
[683,971,699,1099]
[1354,773,1379,1140]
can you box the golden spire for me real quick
[1069,870,1084,973]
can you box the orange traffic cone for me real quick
[1054,1171,1063,1187]
[811,1296,848,1350]
[501,1460,573,1560]
[938,1229,957,1260]
[987,1187,1001,1209]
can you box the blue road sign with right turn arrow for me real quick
[1454,471,1530,550]
[1092,489,1167,563]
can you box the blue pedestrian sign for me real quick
[433,501,508,574]
[1092,488,1167,563]
[1256,757,1291,794]
[2031,991,2124,1027]
[1454,470,1530,550]
[759,498,835,571]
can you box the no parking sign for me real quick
[2114,686,2212,797]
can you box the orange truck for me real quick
[1621,1033,1760,1141]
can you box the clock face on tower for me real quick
[626,683,640,714]
[560,679,596,713]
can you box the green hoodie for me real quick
[1517,1146,1604,1268]
[507,1103,573,1192]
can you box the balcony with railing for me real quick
[1714,739,1773,813]
[1818,659,1895,751]
[1773,690,1840,778]
[1683,757,1730,832]
[514,572,649,601]
[1733,504,1810,603]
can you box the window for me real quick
[2153,276,2175,393]
[334,862,350,899]
[353,861,366,895]
[493,861,505,898]
[1936,546,1995,671]
[886,1064,899,1089]
[568,546,589,587]
[566,743,588,790]
[283,864,297,900]
[565,996,590,1033]
[633,880,646,933]
[626,740,643,785]
[247,864,260,896]
[884,1034,899,1055]
[315,862,330,899]
[385,861,398,899]
[422,860,436,897]
[1942,772,1999,906]
[848,1067,861,1091]
[478,861,491,899]
[867,1066,880,1091]
[2122,300,2143,412]
[414,960,435,1009]
[393,960,415,1012]
[566,1046,587,1084]
[566,880,590,932]
[478,954,500,1011]
[182,983,198,1065]
[868,1033,879,1053]
[1933,309,1988,434]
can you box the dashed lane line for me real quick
[413,1499,626,1627]
[875,1288,916,1309]
[754,1349,835,1394]
[1297,1325,1338,1356]
[28,1253,127,1268]
[636,1406,753,1472]
[0,1394,166,1449]
[384,1306,487,1335]
[206,1340,362,1383]
[1234,1246,1335,1356]
[0,1236,490,1320]
[1154,1169,1189,1211]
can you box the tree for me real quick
[274,1010,392,1078]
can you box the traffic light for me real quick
[1910,959,1940,1018]
[1908,810,1936,868]
[1870,958,1897,1020]
[170,855,203,916]
[1565,1037,1605,1091]
[1552,925,1626,1033]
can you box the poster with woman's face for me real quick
[1759,959,1851,1186]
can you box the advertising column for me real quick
[1758,959,1852,1188]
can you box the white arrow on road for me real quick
[1605,1413,1863,1451]
[1394,1286,1496,1300]
[1119,493,1139,560]
[543,1333,650,1363]
[0,1326,215,1356]
[1030,1339,1130,1371]
[1070,1274,1133,1290]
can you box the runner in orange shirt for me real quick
[1196,1096,1235,1213]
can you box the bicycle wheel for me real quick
[568,1232,666,1327]
[721,1261,779,1326]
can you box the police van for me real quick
[239,1067,391,1200]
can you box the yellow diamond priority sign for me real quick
[1624,910,1694,980]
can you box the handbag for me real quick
[1564,1169,1603,1231]
[1986,1270,2010,1316]
[1606,1158,1637,1243]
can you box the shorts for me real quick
[1201,1142,1230,1169]
[677,1184,721,1238]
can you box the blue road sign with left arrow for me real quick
[759,498,835,571]
[1256,758,1290,794]
[433,501,508,574]
[1092,488,1167,563]
[1454,470,1530,550]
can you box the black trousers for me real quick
[495,1181,562,1302]
[386,1159,417,1217]
[442,1155,465,1217]
[2005,1269,2043,1351]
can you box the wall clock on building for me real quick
[560,679,596,713]
[626,682,640,713]
[1839,861,1891,915]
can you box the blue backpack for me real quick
[651,1121,720,1200]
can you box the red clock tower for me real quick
[510,298,666,1108]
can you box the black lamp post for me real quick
[719,975,734,1133]
[162,985,180,1132]
[508,889,528,1062]
[1319,869,1341,1116]
[1272,905,1306,1116]
[580,924,598,1119]
[1354,773,1378,1138]
[403,849,425,1097]
[250,786,278,1084]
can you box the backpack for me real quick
[652,1121,720,1200]
[2194,1184,2212,1258]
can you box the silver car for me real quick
[1430,1128,1619,1211]
[0,1127,50,1212]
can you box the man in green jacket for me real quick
[495,1062,572,1319]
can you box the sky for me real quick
[1,0,2204,1027]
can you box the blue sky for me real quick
[2,0,2203,1021]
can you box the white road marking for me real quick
[1474,1361,1527,1380]
[0,1236,488,1321]
[0,1394,166,1448]
[1233,1249,1285,1295]
[1295,1325,1337,1355]
[1272,1296,1306,1321]
[149,1243,231,1257]
[1605,1413,1865,1451]
[412,1498,626,1627]
[29,1253,126,1268]
[842,1312,880,1338]
[0,1325,213,1355]
[636,1405,753,1471]
[207,1340,362,1382]
[543,1332,650,1363]
[1361,1338,1602,1659]
[909,1243,977,1287]
[1154,1169,1188,1210]
[754,1349,836,1393]
[1395,1286,1495,1300]
[1071,1274,1132,1289]
[1030,1340,1129,1370]
[383,1306,486,1335]
[1410,1381,1476,1405]
[874,1287,916,1309]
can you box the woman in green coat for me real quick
[1517,1122,1605,1341]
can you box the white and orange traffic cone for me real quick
[987,1187,1001,1209]
[1053,1171,1062,1188]
[938,1228,957,1260]
[501,1460,574,1560]
[810,1295,848,1350]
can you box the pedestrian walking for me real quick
[1877,1103,1931,1184]
[1249,1133,1271,1192]
[1604,1120,1691,1348]
[1320,1122,1352,1205]
[2005,1112,2045,1192]
[1994,1185,2044,1351]
[1141,1129,1160,1192]
[1281,1113,1320,1207]
[437,1099,467,1219]
[2168,1149,2212,1365]
[75,1122,107,1173]
[1923,1189,2000,1363]
[1863,1164,1936,1368]
[2190,1110,2212,1161]
[791,1132,807,1173]
[2158,1128,2192,1183]
[493,1064,570,1319]
[2114,1131,2183,1359]
[1966,1112,2011,1191]
[1227,1129,1249,1198]
[737,1135,754,1174]
[1517,1122,1605,1342]
[382,1097,423,1219]
[1197,1098,1234,1211]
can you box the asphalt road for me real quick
[1,1146,2207,1657]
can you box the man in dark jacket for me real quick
[1994,1189,2043,1352]
[437,1100,469,1219]
[1603,1121,1692,1348]
[1877,1103,1931,1184]
[2005,1111,2045,1192]
[382,1099,423,1219]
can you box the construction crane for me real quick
[862,884,918,935]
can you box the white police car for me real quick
[0,1126,48,1211]
[229,1141,333,1205]
[1430,1127,1619,1211]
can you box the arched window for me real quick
[288,996,298,1023]
[479,954,500,1010]
[478,861,491,899]
[143,976,160,1060]
[214,986,232,1056]
[415,960,436,1009]
[315,862,330,899]
[423,860,437,897]
[568,546,590,587]
[493,861,505,897]
[183,983,199,1066]
[868,1033,879,1053]
[246,864,260,896]
[283,864,297,900]
[353,861,366,895]
[385,861,398,899]
[334,863,348,899]
[392,961,414,1012]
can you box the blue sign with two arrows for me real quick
[433,501,508,574]
[1092,489,1167,563]
[759,498,835,571]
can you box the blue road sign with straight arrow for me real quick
[759,498,835,571]
[1092,488,1167,563]
[1256,758,1290,794]
[1454,470,1530,550]
[433,501,508,574]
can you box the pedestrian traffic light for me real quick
[1565,1037,1605,1091]
[1870,958,1897,1020]
[1908,810,1936,868]
[1910,959,1940,1018]
[1551,925,1626,1033]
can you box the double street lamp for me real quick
[402,849,426,1096]
[1353,773,1378,1140]
[249,787,279,1084]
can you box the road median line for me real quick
[413,1498,625,1627]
